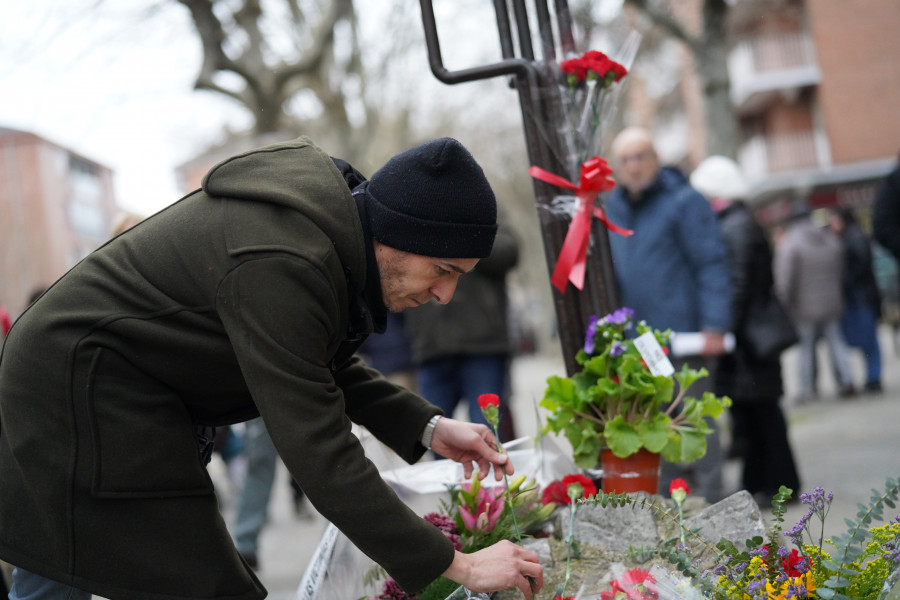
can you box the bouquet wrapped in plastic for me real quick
[529,37,640,293]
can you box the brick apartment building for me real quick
[0,128,119,318]
[625,0,900,230]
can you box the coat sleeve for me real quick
[677,190,733,331]
[216,255,454,593]
[334,355,441,463]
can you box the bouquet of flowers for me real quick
[529,42,638,293]
[590,481,900,600]
[557,50,629,178]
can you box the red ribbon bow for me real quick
[528,156,633,293]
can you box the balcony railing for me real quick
[728,31,821,109]
[739,129,829,181]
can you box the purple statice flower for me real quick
[606,307,635,326]
[784,582,808,599]
[745,578,767,599]
[785,511,812,547]
[886,516,900,565]
[584,314,599,354]
[378,578,414,600]
[609,340,625,358]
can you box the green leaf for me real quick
[675,429,708,463]
[605,416,642,458]
[637,413,670,453]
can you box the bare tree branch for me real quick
[625,0,699,50]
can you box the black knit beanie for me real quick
[363,138,498,258]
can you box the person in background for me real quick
[606,127,732,503]
[774,204,855,402]
[873,154,900,263]
[828,206,883,394]
[690,156,801,506]
[404,217,520,443]
[0,137,543,600]
[359,312,418,392]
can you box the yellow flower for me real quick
[765,569,816,598]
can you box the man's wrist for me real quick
[421,415,442,449]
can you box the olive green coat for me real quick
[0,138,451,600]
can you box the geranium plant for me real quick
[540,307,731,468]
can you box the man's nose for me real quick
[431,278,459,305]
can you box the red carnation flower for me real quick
[669,478,690,496]
[541,480,569,506]
[562,473,597,501]
[477,393,500,409]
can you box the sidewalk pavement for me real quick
[217,326,900,600]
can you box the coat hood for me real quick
[201,136,363,265]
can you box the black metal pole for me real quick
[419,0,619,375]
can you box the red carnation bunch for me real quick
[560,50,628,85]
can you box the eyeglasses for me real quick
[617,150,653,165]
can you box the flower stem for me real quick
[492,424,536,598]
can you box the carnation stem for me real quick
[491,423,537,598]
[560,501,577,598]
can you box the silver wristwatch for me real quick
[421,415,441,449]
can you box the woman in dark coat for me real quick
[691,156,801,504]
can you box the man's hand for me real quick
[701,330,727,356]
[428,418,513,481]
[442,542,543,599]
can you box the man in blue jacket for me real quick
[606,127,732,502]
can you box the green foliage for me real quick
[540,308,730,468]
[583,478,900,600]
[810,477,900,600]
[417,577,460,600]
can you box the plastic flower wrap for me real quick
[528,37,640,293]
[600,568,658,600]
[557,50,629,178]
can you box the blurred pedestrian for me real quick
[774,205,856,401]
[873,154,900,263]
[359,312,418,392]
[0,137,542,600]
[404,218,519,442]
[828,206,883,393]
[606,127,732,503]
[230,416,313,571]
[691,156,801,505]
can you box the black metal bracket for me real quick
[419,0,620,375]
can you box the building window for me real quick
[67,156,107,238]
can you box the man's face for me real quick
[614,140,659,199]
[374,241,479,313]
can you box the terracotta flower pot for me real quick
[600,448,661,494]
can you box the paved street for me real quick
[214,325,900,600]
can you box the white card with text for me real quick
[633,331,675,377]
